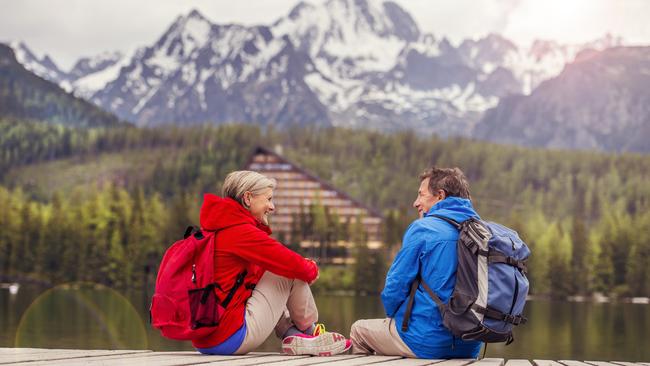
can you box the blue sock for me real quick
[282,324,315,338]
[303,324,315,335]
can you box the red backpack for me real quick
[149,226,247,341]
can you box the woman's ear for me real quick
[243,191,252,207]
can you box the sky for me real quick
[1,0,649,70]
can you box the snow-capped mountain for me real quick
[63,51,127,98]
[10,41,68,84]
[273,0,419,77]
[0,44,122,128]
[458,32,623,94]
[8,41,126,97]
[92,10,329,126]
[8,0,628,135]
[474,46,650,153]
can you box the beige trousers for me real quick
[234,271,318,354]
[350,318,416,357]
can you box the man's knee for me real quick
[349,320,366,354]
[350,319,370,342]
[350,320,361,335]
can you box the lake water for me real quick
[1,284,648,361]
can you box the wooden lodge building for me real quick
[245,146,383,264]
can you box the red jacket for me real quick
[192,194,318,348]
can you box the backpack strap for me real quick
[401,279,419,332]
[401,276,446,332]
[184,226,196,239]
[471,304,527,325]
[401,215,464,332]
[488,251,528,273]
[429,214,461,229]
[221,270,248,308]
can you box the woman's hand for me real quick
[306,258,319,285]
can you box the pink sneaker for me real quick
[282,323,351,356]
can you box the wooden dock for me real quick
[0,348,648,366]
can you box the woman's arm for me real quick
[223,225,318,283]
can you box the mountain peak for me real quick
[154,9,214,59]
[68,50,124,81]
[0,43,122,128]
[273,0,418,75]
[321,0,419,41]
[186,8,208,21]
[287,1,316,20]
[8,40,66,83]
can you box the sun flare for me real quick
[504,0,606,45]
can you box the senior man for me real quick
[350,167,483,359]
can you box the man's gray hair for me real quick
[222,170,277,206]
[419,167,471,199]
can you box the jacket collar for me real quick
[200,194,272,234]
[424,196,480,222]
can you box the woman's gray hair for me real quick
[222,170,276,206]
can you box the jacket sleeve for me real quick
[225,224,318,283]
[381,222,424,317]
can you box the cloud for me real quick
[396,0,524,44]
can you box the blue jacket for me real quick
[381,197,483,358]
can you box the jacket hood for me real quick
[425,196,479,223]
[200,194,271,234]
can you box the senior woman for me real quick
[192,170,350,356]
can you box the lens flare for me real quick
[15,283,147,350]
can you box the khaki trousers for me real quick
[350,318,416,357]
[234,271,318,354]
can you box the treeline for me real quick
[0,119,259,179]
[1,122,649,297]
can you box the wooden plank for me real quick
[560,361,593,366]
[0,349,79,362]
[585,361,621,366]
[365,358,445,366]
[10,353,169,366]
[202,354,312,365]
[473,359,504,366]
[299,355,403,366]
[534,361,565,366]
[2,348,645,366]
[0,348,146,358]
[16,352,263,366]
[0,348,58,354]
[0,349,150,364]
[612,362,644,366]
[421,359,475,366]
[505,360,533,366]
[250,354,367,366]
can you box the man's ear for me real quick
[437,189,447,200]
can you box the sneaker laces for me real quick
[312,323,326,336]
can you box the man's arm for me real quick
[381,222,424,317]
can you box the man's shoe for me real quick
[282,323,351,356]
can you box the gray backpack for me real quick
[402,215,530,345]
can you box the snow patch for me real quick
[73,56,129,97]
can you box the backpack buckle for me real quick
[507,314,525,325]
